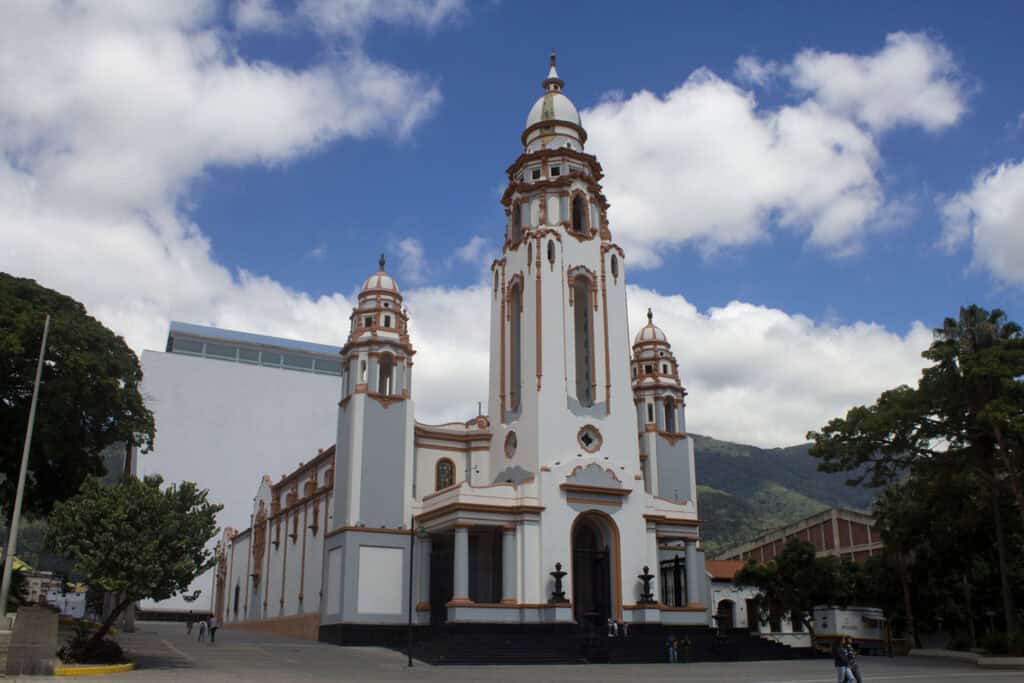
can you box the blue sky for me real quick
[2,1,1023,446]
[194,0,1024,331]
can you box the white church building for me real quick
[214,55,710,644]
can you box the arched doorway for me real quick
[716,599,735,631]
[571,512,619,630]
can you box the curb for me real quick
[54,662,136,676]
[909,649,1024,670]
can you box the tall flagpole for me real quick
[1,314,50,615]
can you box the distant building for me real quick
[716,507,883,564]
[135,320,342,612]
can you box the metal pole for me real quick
[1,314,50,615]
[407,515,415,667]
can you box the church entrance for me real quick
[429,534,453,626]
[571,513,617,630]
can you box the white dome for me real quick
[526,91,581,128]
[361,270,400,295]
[634,323,668,345]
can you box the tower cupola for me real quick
[631,308,683,393]
[523,51,586,153]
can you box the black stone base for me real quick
[318,622,825,665]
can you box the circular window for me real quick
[504,431,518,459]
[577,425,602,453]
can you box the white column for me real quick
[501,525,517,604]
[685,539,701,606]
[453,526,470,602]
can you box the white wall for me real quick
[137,350,339,611]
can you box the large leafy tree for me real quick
[735,538,858,640]
[0,273,155,521]
[809,305,1024,635]
[47,475,221,647]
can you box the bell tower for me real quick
[484,53,637,483]
[333,256,416,528]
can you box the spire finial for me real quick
[378,253,386,271]
[647,307,653,323]
[550,49,556,68]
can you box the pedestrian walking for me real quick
[833,637,854,683]
[666,634,678,663]
[844,636,862,683]
[197,619,207,642]
[208,616,219,644]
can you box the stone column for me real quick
[685,539,701,606]
[501,525,517,604]
[452,525,470,602]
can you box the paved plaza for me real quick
[8,622,1020,682]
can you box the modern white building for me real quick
[136,321,342,611]
[214,54,710,643]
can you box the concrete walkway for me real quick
[6,622,1023,682]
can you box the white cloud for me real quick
[307,243,328,259]
[0,1,440,350]
[299,0,465,38]
[233,0,287,32]
[789,32,965,133]
[454,235,490,264]
[396,237,428,284]
[625,287,932,446]
[585,72,884,265]
[584,33,964,266]
[734,55,778,86]
[939,160,1024,286]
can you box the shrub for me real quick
[980,631,1024,656]
[56,620,126,664]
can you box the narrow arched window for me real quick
[664,398,676,433]
[511,204,522,243]
[527,241,533,270]
[573,277,593,406]
[610,254,619,278]
[378,353,394,395]
[547,240,555,265]
[509,283,523,412]
[647,403,654,423]
[493,270,499,294]
[572,195,586,234]
[359,359,367,383]
[233,584,240,615]
[435,458,454,491]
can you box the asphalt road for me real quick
[9,621,1020,682]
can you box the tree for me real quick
[0,273,156,521]
[735,538,857,640]
[4,567,28,612]
[808,305,1024,634]
[46,476,221,650]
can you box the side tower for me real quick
[322,257,417,632]
[632,309,696,503]
[485,52,633,484]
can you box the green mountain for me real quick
[692,434,876,556]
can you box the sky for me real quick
[2,0,1023,448]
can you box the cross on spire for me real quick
[647,308,654,323]
[378,253,386,271]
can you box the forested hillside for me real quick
[692,434,876,556]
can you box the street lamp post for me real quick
[0,314,50,616]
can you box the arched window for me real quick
[493,269,499,294]
[511,204,522,243]
[571,195,586,234]
[509,282,523,412]
[527,241,533,270]
[664,398,676,433]
[610,254,619,278]
[435,458,454,491]
[378,353,394,395]
[573,277,593,406]
[647,403,654,423]
[359,359,367,384]
[233,584,240,615]
[547,240,555,265]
